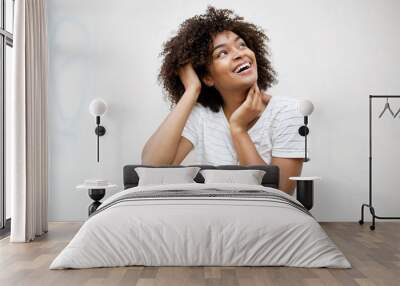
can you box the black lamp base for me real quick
[298,125,309,136]
[296,180,314,210]
[88,189,105,216]
[95,126,106,136]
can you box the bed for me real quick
[50,164,351,269]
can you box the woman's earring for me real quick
[202,76,214,87]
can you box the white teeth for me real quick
[235,62,251,73]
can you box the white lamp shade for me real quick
[89,99,107,116]
[298,99,314,116]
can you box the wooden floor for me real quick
[0,222,399,286]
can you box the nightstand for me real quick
[289,176,321,210]
[76,182,118,216]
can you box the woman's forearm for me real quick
[141,88,200,165]
[230,129,267,165]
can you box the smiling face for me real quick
[203,30,258,93]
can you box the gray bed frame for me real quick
[123,164,279,190]
[122,164,316,210]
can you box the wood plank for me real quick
[0,222,399,286]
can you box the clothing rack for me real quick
[359,95,400,230]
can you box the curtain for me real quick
[8,0,48,242]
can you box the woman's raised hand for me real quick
[177,63,202,94]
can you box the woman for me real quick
[142,6,304,194]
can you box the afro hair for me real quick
[158,6,277,112]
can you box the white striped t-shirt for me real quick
[182,95,305,165]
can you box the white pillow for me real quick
[135,167,201,186]
[200,169,266,185]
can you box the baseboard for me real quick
[0,218,11,239]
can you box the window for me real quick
[0,0,14,235]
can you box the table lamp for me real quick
[297,99,314,162]
[89,99,107,162]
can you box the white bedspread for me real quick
[50,183,351,269]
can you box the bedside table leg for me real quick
[88,189,105,216]
[88,201,102,216]
[296,180,314,210]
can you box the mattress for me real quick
[50,183,351,269]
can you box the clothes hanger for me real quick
[393,106,400,118]
[378,97,395,118]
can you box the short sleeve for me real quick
[181,104,203,147]
[271,102,306,158]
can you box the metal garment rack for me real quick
[359,95,400,230]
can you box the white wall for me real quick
[47,0,400,222]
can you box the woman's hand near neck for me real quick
[221,84,270,129]
[225,83,271,166]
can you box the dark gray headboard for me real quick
[123,165,279,190]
